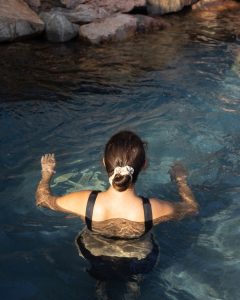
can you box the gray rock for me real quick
[60,0,85,9]
[23,0,41,13]
[135,14,169,33]
[79,13,137,44]
[51,5,109,24]
[61,0,146,12]
[40,11,79,42]
[0,0,44,42]
[147,0,197,15]
[24,0,41,8]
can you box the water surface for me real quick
[0,8,240,300]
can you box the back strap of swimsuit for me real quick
[142,197,153,234]
[85,191,99,231]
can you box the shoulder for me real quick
[56,190,93,217]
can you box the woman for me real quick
[36,130,198,299]
[36,130,198,238]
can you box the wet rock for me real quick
[61,0,146,13]
[60,0,85,8]
[147,0,197,15]
[192,0,240,11]
[24,0,41,9]
[0,0,44,42]
[135,15,169,33]
[51,5,109,24]
[79,14,137,44]
[40,11,79,42]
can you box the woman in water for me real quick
[36,130,198,233]
[36,130,198,299]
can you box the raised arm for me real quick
[151,162,199,223]
[35,154,90,217]
[35,154,61,211]
[169,162,199,218]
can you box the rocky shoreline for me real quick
[0,0,239,44]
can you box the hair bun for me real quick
[112,174,132,192]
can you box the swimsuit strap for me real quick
[85,191,100,231]
[85,191,153,234]
[141,197,153,234]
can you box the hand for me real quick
[169,162,188,183]
[41,154,56,177]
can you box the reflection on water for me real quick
[0,7,240,300]
[0,7,239,101]
[75,229,159,299]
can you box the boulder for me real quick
[147,0,197,15]
[61,0,146,13]
[0,0,44,42]
[192,0,240,11]
[51,5,109,24]
[40,0,65,11]
[79,13,137,44]
[24,0,41,8]
[135,14,169,33]
[40,11,79,42]
[23,0,41,13]
[60,0,85,8]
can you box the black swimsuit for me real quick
[85,191,153,235]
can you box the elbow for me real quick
[36,197,44,208]
[188,204,199,216]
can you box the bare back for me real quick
[54,189,176,239]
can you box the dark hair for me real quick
[104,131,146,192]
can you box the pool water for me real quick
[0,9,240,300]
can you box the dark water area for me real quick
[0,8,240,300]
[0,9,239,101]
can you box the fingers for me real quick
[41,153,55,162]
[169,161,188,182]
[40,153,56,176]
[41,154,56,171]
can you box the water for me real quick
[0,8,240,300]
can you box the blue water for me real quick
[0,9,240,300]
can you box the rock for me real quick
[147,0,197,15]
[100,0,146,14]
[135,14,169,33]
[24,0,41,8]
[79,13,137,44]
[61,0,146,13]
[192,0,240,11]
[40,0,65,11]
[40,11,79,42]
[23,0,41,13]
[0,0,44,42]
[51,5,109,24]
[60,0,85,8]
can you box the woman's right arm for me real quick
[151,163,199,223]
[35,154,90,217]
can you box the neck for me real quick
[106,185,136,199]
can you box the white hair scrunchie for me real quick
[109,166,134,185]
